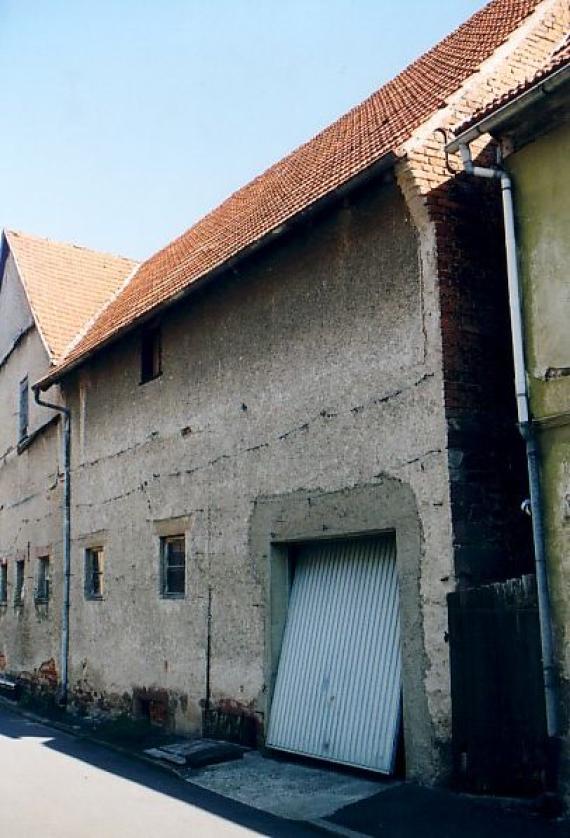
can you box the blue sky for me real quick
[0,0,482,260]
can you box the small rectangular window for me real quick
[0,564,7,604]
[85,547,104,599]
[140,326,162,384]
[19,376,29,440]
[14,560,25,605]
[35,556,50,602]
[160,535,185,597]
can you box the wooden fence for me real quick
[448,574,548,794]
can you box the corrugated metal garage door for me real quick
[267,535,401,773]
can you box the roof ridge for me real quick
[4,228,137,266]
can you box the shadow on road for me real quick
[0,704,565,838]
[327,782,564,838]
[0,705,318,837]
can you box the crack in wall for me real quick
[0,323,34,371]
[74,371,437,510]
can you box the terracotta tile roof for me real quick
[454,32,570,134]
[4,230,137,363]
[46,0,543,383]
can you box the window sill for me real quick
[160,592,185,600]
[139,372,163,386]
[85,595,104,601]
[17,435,30,454]
[17,415,59,455]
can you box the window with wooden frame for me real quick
[19,376,29,440]
[0,563,7,605]
[35,556,50,602]
[14,560,25,605]
[160,535,185,597]
[85,547,104,599]
[140,325,162,384]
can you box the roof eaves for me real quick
[36,149,399,391]
[447,59,570,152]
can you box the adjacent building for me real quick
[449,34,570,794]
[0,231,135,693]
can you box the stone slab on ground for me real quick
[145,738,246,768]
[144,747,187,765]
[185,750,388,820]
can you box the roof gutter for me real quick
[446,62,570,153]
[36,150,398,392]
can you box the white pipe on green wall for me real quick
[457,143,560,748]
[499,172,530,427]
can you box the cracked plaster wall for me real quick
[0,256,62,690]
[62,179,455,781]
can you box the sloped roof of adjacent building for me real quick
[2,229,137,363]
[453,32,570,137]
[41,0,545,386]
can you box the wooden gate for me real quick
[448,574,548,794]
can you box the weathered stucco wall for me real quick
[0,256,62,693]
[509,120,570,395]
[0,1,564,791]
[508,119,570,791]
[62,179,455,781]
[0,253,34,360]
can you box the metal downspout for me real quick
[33,386,71,705]
[457,143,560,775]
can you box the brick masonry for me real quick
[398,0,568,586]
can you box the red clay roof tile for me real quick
[453,33,570,134]
[45,0,544,383]
[4,230,136,363]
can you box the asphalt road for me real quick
[0,705,320,838]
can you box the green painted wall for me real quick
[508,120,570,740]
